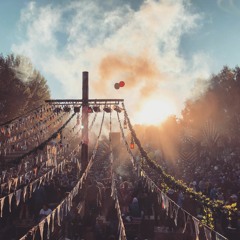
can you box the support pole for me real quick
[81,71,89,172]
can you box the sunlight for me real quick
[134,97,177,125]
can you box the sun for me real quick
[134,97,177,125]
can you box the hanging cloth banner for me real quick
[13,177,18,190]
[68,194,72,211]
[19,175,23,185]
[31,227,37,240]
[77,201,85,218]
[161,193,169,215]
[173,204,179,226]
[8,193,14,212]
[51,169,55,179]
[0,197,5,217]
[8,179,13,193]
[77,159,81,172]
[182,211,190,233]
[57,206,61,226]
[60,204,64,221]
[51,209,56,233]
[19,236,27,240]
[204,226,212,240]
[46,215,51,239]
[192,217,200,240]
[119,228,122,240]
[32,181,38,193]
[39,221,45,240]
[39,176,43,188]
[15,189,22,206]
[169,200,173,218]
[23,186,28,202]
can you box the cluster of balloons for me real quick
[114,81,125,89]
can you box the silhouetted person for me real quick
[129,197,141,218]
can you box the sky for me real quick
[1,0,240,125]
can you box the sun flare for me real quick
[134,97,177,125]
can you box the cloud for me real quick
[217,0,240,13]
[12,0,211,124]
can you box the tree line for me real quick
[0,54,50,124]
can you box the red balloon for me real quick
[114,83,120,89]
[119,81,125,87]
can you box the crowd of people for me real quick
[144,137,240,240]
[0,158,79,239]
[1,109,240,240]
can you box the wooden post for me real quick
[81,71,89,172]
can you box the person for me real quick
[177,191,184,207]
[129,197,141,218]
[85,179,101,217]
[39,203,52,220]
[119,181,132,215]
[96,180,105,215]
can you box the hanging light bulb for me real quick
[93,106,101,112]
[130,137,134,149]
[103,106,112,113]
[113,105,122,113]
[88,106,93,113]
[74,106,80,113]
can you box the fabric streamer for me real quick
[51,210,56,232]
[173,205,179,226]
[46,215,51,239]
[8,193,14,212]
[8,179,13,193]
[204,226,212,240]
[23,186,27,202]
[57,206,61,226]
[0,197,5,217]
[193,217,200,240]
[39,221,45,240]
[182,212,189,233]
[15,189,22,206]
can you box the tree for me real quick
[0,54,50,123]
[181,66,240,155]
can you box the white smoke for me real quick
[12,0,212,123]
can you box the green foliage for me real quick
[0,54,50,123]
